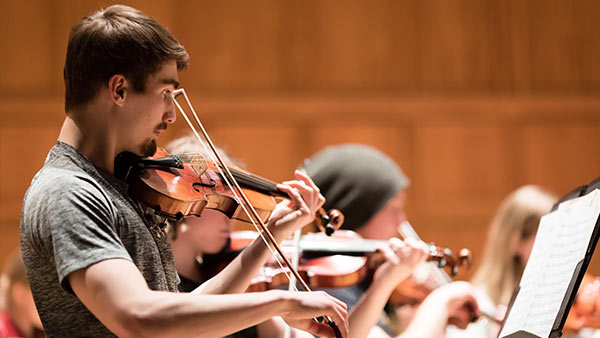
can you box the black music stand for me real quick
[498,177,600,338]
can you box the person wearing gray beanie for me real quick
[305,144,410,235]
[304,144,481,338]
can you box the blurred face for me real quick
[358,190,408,240]
[120,59,179,157]
[515,234,536,266]
[184,209,233,254]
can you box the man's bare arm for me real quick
[69,258,347,338]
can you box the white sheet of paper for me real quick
[499,189,600,338]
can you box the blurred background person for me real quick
[305,143,480,338]
[446,185,557,338]
[0,249,43,338]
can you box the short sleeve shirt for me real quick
[20,141,179,338]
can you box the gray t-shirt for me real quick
[20,141,179,337]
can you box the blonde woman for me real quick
[447,185,557,338]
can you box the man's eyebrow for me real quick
[162,78,180,89]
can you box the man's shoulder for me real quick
[22,163,117,226]
[27,143,104,196]
[28,165,104,199]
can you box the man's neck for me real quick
[58,111,119,174]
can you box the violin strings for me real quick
[171,89,301,292]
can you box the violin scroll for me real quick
[315,208,345,236]
[426,245,472,277]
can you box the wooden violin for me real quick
[225,229,472,292]
[123,148,344,233]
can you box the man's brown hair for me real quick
[63,5,189,112]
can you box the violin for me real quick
[373,221,472,307]
[124,148,344,233]
[225,229,472,292]
[225,230,368,291]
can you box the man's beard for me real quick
[140,122,167,157]
[140,139,157,157]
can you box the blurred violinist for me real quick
[19,5,348,338]
[304,143,481,338]
[0,249,43,338]
[165,134,430,338]
[445,186,566,338]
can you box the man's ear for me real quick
[108,74,127,106]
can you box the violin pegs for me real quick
[451,266,458,277]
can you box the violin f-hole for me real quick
[192,179,217,191]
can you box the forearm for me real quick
[197,232,282,294]
[397,296,448,338]
[256,317,314,338]
[128,289,291,338]
[348,277,396,338]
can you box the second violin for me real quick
[223,229,472,292]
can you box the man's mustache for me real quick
[156,122,168,132]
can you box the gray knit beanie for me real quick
[305,144,410,231]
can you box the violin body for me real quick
[229,231,370,292]
[127,148,278,223]
[127,148,342,232]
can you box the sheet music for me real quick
[499,189,600,338]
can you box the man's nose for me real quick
[164,99,176,124]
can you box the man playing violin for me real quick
[304,144,481,338]
[20,5,348,338]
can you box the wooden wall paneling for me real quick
[411,123,515,281]
[0,125,59,273]
[416,0,511,92]
[384,0,422,92]
[0,126,59,221]
[517,124,600,195]
[528,0,582,92]
[412,124,514,216]
[282,0,419,92]
[175,0,284,93]
[576,0,600,92]
[508,0,532,93]
[0,0,55,97]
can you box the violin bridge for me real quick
[183,153,208,178]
